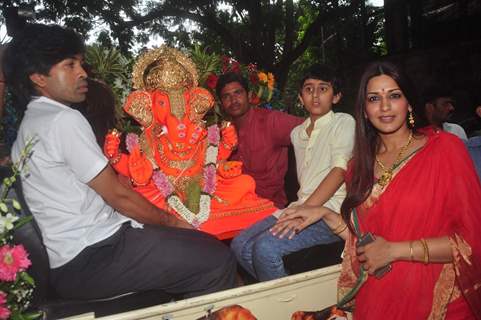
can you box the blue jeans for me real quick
[231,215,341,281]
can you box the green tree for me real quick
[1,0,384,93]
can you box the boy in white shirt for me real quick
[231,64,355,281]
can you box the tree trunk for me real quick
[409,0,424,49]
[384,0,409,54]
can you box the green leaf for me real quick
[14,216,33,229]
[20,271,35,286]
[23,312,44,320]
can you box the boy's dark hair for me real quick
[2,23,85,109]
[215,72,249,99]
[299,64,342,95]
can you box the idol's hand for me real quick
[217,160,242,178]
[221,124,238,148]
[104,129,121,159]
[128,147,153,186]
[356,235,394,275]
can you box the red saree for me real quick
[339,129,481,319]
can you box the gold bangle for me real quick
[420,238,429,264]
[331,219,345,234]
[334,224,348,235]
[409,241,414,261]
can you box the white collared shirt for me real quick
[289,111,355,212]
[12,96,131,268]
[443,122,467,140]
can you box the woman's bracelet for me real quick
[332,218,347,235]
[334,224,348,235]
[420,238,430,264]
[409,241,414,261]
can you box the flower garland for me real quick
[132,125,220,228]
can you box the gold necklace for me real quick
[375,131,414,187]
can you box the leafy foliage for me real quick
[1,0,385,96]
[84,45,135,132]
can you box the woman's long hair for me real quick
[74,78,116,147]
[340,61,423,229]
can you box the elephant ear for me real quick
[188,87,214,123]
[124,90,153,128]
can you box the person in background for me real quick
[421,84,468,140]
[73,78,116,147]
[4,23,236,301]
[216,72,303,209]
[231,64,355,281]
[465,95,481,181]
[280,61,481,318]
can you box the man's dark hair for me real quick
[2,23,85,109]
[299,64,343,95]
[421,83,453,106]
[215,72,249,99]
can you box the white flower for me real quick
[205,146,218,165]
[0,213,19,234]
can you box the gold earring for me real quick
[408,111,415,127]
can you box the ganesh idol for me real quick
[104,46,276,239]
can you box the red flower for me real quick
[0,245,31,281]
[249,92,261,106]
[221,56,231,73]
[249,72,259,85]
[231,60,241,73]
[221,55,230,64]
[206,74,219,89]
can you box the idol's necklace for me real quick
[375,131,414,187]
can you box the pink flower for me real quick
[0,305,10,320]
[203,164,217,194]
[0,292,9,320]
[152,171,174,198]
[125,133,139,154]
[0,245,31,281]
[247,63,257,73]
[207,125,220,145]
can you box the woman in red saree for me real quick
[279,61,481,319]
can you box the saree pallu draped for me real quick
[339,130,481,319]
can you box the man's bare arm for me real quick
[88,164,192,228]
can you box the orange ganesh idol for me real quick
[104,46,276,239]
